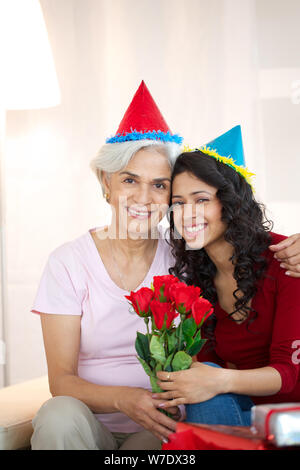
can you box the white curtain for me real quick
[3,0,300,385]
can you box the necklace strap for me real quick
[109,238,129,291]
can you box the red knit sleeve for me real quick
[268,263,300,395]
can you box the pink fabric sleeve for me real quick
[31,246,85,316]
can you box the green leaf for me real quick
[182,317,197,339]
[172,351,193,371]
[167,331,177,354]
[164,352,175,372]
[159,331,166,344]
[135,332,150,362]
[155,362,163,373]
[150,335,166,365]
[150,375,163,393]
[193,329,201,342]
[185,336,194,350]
[137,356,153,376]
[187,338,207,357]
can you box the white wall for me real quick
[2,0,300,386]
[256,0,300,234]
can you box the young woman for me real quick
[153,149,300,426]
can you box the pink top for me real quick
[31,227,174,433]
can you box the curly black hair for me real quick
[167,151,274,338]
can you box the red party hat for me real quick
[106,81,182,144]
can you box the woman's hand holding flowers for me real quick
[115,387,180,442]
[153,362,230,408]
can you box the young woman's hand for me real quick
[152,362,229,408]
[116,387,180,442]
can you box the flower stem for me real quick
[144,317,151,350]
[178,314,186,352]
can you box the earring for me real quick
[104,192,110,202]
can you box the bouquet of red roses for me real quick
[125,274,213,393]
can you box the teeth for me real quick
[185,224,205,233]
[128,208,149,217]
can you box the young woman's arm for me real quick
[225,366,282,396]
[152,362,282,407]
[40,313,178,441]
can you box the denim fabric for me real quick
[185,362,254,426]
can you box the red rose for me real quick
[169,282,201,314]
[125,288,154,317]
[153,275,179,301]
[191,297,213,325]
[150,299,179,330]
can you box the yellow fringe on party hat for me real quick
[182,144,255,189]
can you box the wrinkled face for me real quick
[103,148,172,238]
[171,171,227,250]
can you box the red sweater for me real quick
[197,233,300,404]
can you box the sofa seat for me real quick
[0,376,51,450]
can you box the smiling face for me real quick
[102,147,172,238]
[171,171,227,250]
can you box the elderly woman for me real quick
[30,83,300,450]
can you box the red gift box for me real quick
[162,422,277,450]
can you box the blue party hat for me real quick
[183,125,255,186]
[206,125,245,167]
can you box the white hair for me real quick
[90,139,182,194]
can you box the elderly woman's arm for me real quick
[40,314,177,442]
[269,233,300,278]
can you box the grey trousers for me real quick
[31,396,162,450]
